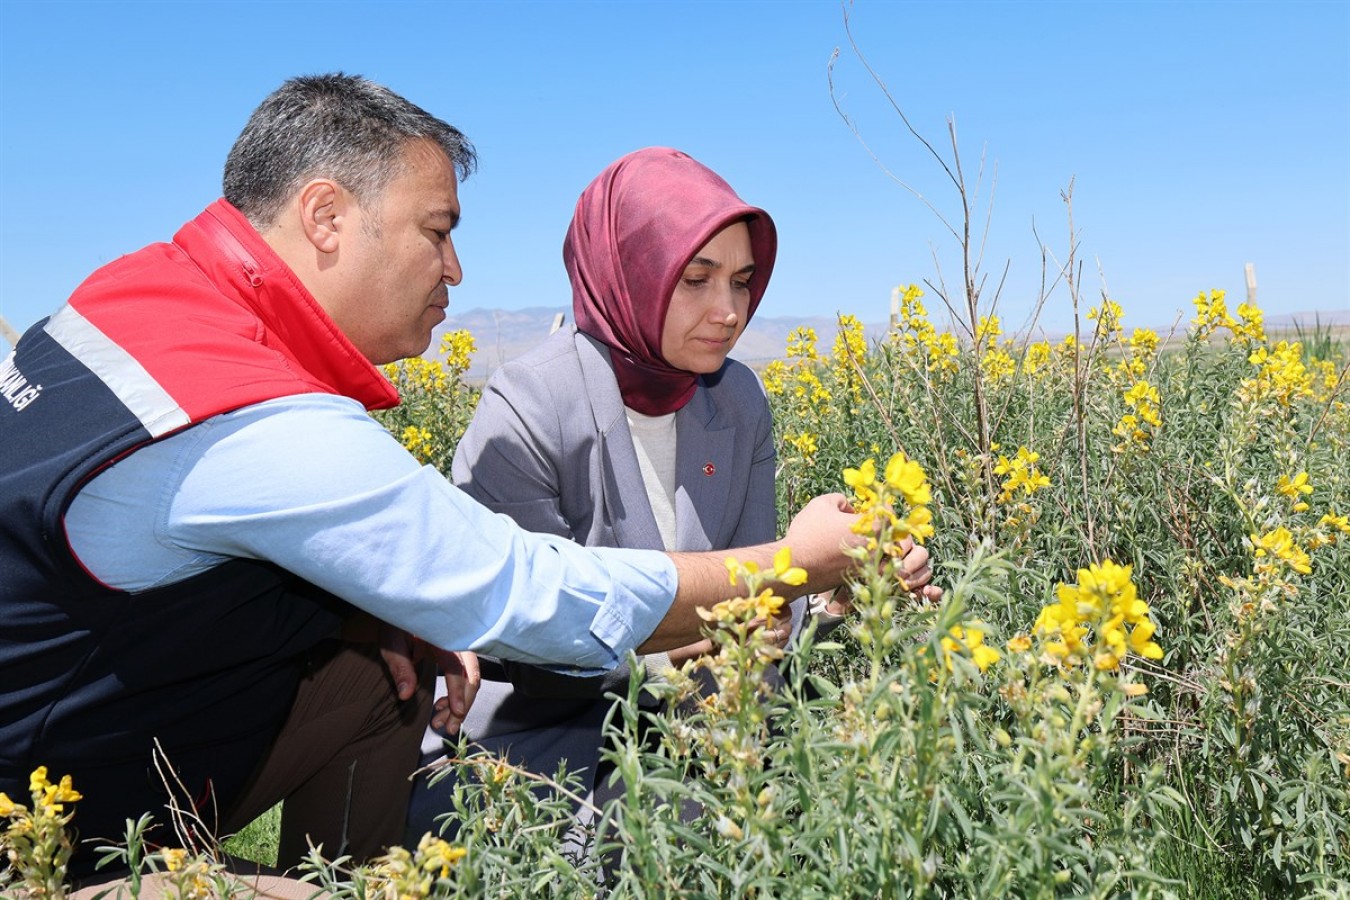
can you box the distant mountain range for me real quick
[434,306,1350,382]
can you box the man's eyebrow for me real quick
[430,207,462,229]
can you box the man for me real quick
[0,73,935,875]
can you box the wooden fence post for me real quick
[0,315,21,350]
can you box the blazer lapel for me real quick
[575,331,665,551]
[674,383,733,553]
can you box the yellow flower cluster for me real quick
[1276,471,1313,513]
[992,446,1051,504]
[439,328,477,377]
[1027,560,1163,672]
[1242,341,1315,408]
[380,329,476,394]
[940,622,1002,673]
[1190,289,1233,339]
[1,767,83,895]
[1113,379,1162,453]
[760,358,786,396]
[1310,512,1350,550]
[974,314,1002,350]
[0,766,82,819]
[1088,300,1125,340]
[831,313,869,409]
[370,832,469,898]
[1250,526,1312,576]
[786,325,820,361]
[1109,327,1160,385]
[158,847,217,900]
[704,547,806,628]
[384,355,448,393]
[1191,290,1265,343]
[981,348,1016,383]
[843,452,935,549]
[400,425,436,464]
[1020,341,1053,379]
[890,284,960,375]
[975,315,1016,384]
[767,327,833,468]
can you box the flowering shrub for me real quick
[13,291,1346,898]
[374,329,479,471]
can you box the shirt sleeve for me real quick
[64,393,677,674]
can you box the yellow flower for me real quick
[883,452,932,507]
[897,504,936,542]
[1319,512,1350,534]
[1251,526,1312,575]
[438,329,477,376]
[975,315,1002,348]
[162,848,188,872]
[1276,471,1312,496]
[0,792,20,817]
[993,446,1051,503]
[416,833,467,879]
[1128,328,1160,356]
[752,588,787,621]
[772,546,808,587]
[1033,560,1160,669]
[1127,618,1164,660]
[1088,300,1125,337]
[843,458,878,499]
[940,623,1001,673]
[761,359,787,395]
[786,326,820,360]
[1021,341,1052,377]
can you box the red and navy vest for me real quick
[0,200,399,863]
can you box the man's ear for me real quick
[296,179,346,254]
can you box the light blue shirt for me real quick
[64,393,678,674]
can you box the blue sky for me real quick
[1,0,1346,342]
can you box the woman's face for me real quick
[660,221,755,374]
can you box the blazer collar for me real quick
[575,328,738,553]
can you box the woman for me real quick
[406,147,835,839]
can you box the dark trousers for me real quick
[222,638,433,869]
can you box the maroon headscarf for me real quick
[564,147,777,415]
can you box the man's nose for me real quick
[442,240,463,286]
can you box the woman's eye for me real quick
[682,277,708,288]
[733,280,751,292]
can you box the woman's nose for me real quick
[709,288,739,327]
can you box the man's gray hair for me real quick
[223,73,476,228]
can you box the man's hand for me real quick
[377,626,481,735]
[429,649,481,737]
[378,624,425,701]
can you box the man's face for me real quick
[660,221,754,374]
[337,140,462,365]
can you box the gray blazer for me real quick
[454,324,780,690]
[432,326,780,756]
